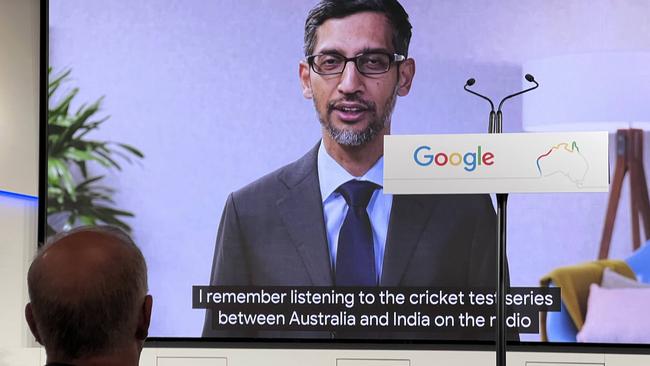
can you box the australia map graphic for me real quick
[536,141,589,187]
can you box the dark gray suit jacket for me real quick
[203,143,502,339]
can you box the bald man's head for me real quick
[26,226,150,362]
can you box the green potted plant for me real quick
[47,68,144,236]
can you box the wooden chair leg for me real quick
[629,131,642,250]
[630,155,641,250]
[599,129,650,259]
[637,160,650,240]
[600,153,627,259]
[631,129,650,245]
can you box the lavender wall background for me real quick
[49,0,650,338]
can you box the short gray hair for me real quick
[27,226,148,360]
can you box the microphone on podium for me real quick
[464,78,496,132]
[462,73,540,366]
[497,74,539,112]
[464,74,539,133]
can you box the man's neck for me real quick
[322,132,385,177]
[47,347,140,366]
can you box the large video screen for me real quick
[47,0,650,345]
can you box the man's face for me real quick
[300,11,415,147]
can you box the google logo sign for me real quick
[413,145,494,172]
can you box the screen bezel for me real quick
[37,0,48,246]
[39,0,650,354]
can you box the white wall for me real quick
[0,0,40,346]
[0,0,39,197]
[0,0,42,364]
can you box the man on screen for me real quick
[204,0,502,339]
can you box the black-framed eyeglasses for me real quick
[306,52,405,76]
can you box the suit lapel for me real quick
[381,195,438,286]
[276,144,333,285]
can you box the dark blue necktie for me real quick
[335,180,380,286]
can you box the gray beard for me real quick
[321,117,383,146]
[317,92,397,147]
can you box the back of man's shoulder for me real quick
[230,144,318,206]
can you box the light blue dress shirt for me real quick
[317,142,393,283]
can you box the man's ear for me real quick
[135,295,153,341]
[299,61,313,99]
[25,303,43,345]
[396,58,415,97]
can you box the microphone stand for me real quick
[464,75,539,366]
